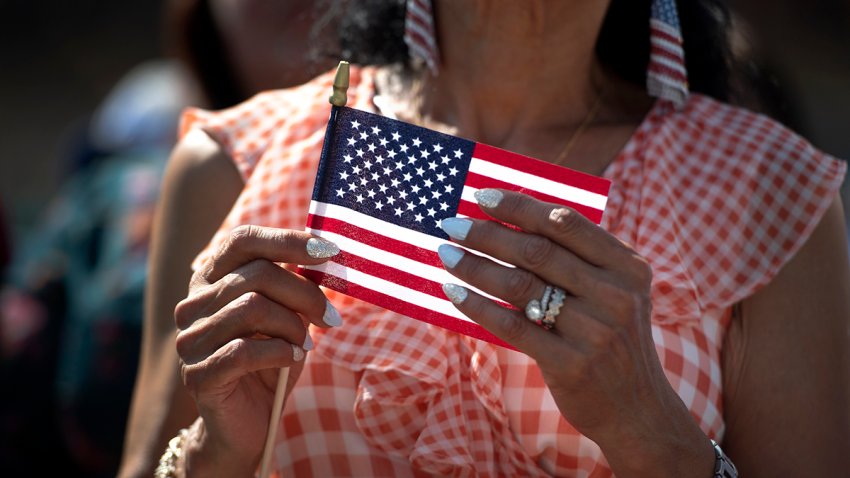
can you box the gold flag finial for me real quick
[329,61,350,107]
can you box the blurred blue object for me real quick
[89,60,199,154]
[0,60,197,477]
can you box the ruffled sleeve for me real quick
[618,95,846,323]
[183,67,376,271]
[179,90,300,181]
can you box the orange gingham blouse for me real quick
[183,67,846,477]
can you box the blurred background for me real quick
[0,0,847,476]
[1,0,164,232]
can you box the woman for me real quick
[150,0,849,476]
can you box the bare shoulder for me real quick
[164,129,242,201]
[156,129,243,245]
[722,197,850,474]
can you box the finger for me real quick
[441,283,577,367]
[439,218,604,298]
[473,189,632,269]
[438,242,551,310]
[439,240,627,330]
[199,225,340,284]
[176,292,313,364]
[182,337,304,398]
[551,294,621,345]
[176,259,341,330]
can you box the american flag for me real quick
[648,0,689,107]
[404,0,439,74]
[301,107,610,347]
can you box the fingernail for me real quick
[291,344,305,362]
[474,189,503,208]
[302,333,314,351]
[437,244,465,269]
[442,283,468,304]
[323,299,343,327]
[306,237,340,259]
[439,217,472,240]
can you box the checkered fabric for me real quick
[184,67,845,477]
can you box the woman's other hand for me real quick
[173,225,341,476]
[438,189,713,477]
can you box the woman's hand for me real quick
[438,189,714,477]
[173,225,342,477]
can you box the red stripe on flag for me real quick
[330,250,514,310]
[308,216,516,308]
[648,62,688,83]
[456,201,525,234]
[307,214,444,268]
[650,46,686,69]
[463,172,605,224]
[404,19,436,49]
[456,200,491,220]
[331,251,446,299]
[471,143,611,196]
[301,269,513,349]
[650,26,682,45]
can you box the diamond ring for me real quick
[525,285,553,325]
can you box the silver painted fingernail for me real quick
[442,283,468,304]
[323,299,343,327]
[474,189,503,208]
[306,237,340,259]
[302,333,314,351]
[437,244,465,269]
[439,217,472,240]
[292,344,305,362]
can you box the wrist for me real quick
[590,389,716,477]
[182,418,258,478]
[601,430,715,478]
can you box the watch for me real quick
[711,439,738,478]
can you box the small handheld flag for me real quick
[301,79,611,348]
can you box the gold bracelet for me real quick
[155,428,190,478]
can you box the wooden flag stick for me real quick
[258,367,289,478]
[257,60,350,478]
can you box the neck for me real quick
[423,0,612,146]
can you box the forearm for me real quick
[592,379,716,478]
[120,344,198,478]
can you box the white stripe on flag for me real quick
[468,157,608,210]
[650,18,682,39]
[309,200,515,269]
[407,0,433,22]
[460,186,479,205]
[405,17,436,48]
[650,35,684,53]
[308,202,508,301]
[303,261,473,322]
[649,54,687,75]
[309,201,445,251]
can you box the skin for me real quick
[132,0,850,476]
[210,0,331,94]
[117,1,333,474]
[117,130,244,478]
